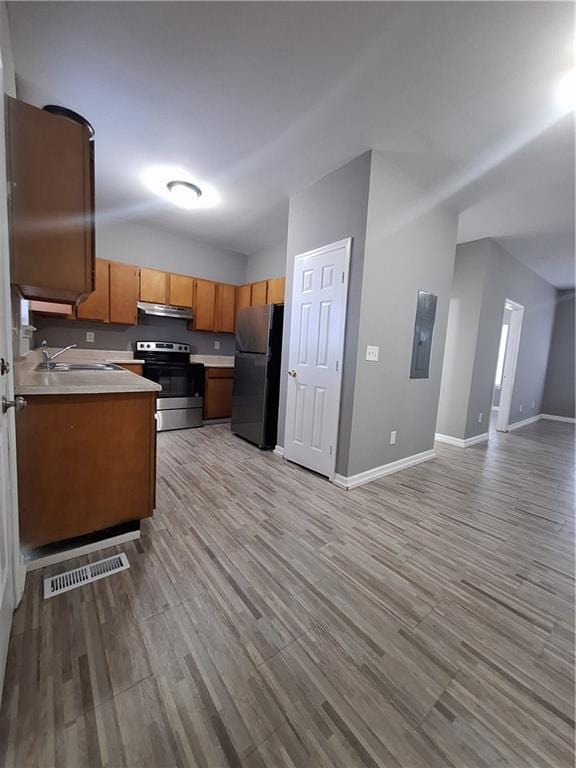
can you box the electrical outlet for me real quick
[366,345,379,362]
[390,430,397,445]
[214,340,221,350]
[519,404,523,412]
[86,331,94,343]
[478,412,483,423]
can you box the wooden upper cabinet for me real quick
[169,273,193,308]
[29,301,75,318]
[236,284,251,310]
[7,96,94,303]
[110,262,139,325]
[77,259,110,322]
[139,268,167,304]
[214,284,236,333]
[194,279,216,331]
[267,277,286,304]
[251,281,268,307]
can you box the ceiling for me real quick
[7,1,575,287]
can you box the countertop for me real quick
[15,350,161,396]
[190,354,235,368]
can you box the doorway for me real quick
[284,238,351,480]
[495,299,524,432]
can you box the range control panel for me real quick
[135,341,191,354]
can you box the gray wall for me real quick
[277,152,372,456]
[344,152,458,476]
[542,289,575,418]
[97,218,248,285]
[32,314,236,355]
[437,238,557,439]
[246,240,287,283]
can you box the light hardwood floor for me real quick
[0,419,574,767]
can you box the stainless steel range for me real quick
[136,341,204,431]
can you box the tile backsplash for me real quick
[32,313,236,355]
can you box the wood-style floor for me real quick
[1,419,574,767]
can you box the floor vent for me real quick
[43,553,129,599]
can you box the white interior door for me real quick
[284,238,351,479]
[0,33,19,699]
[496,299,524,432]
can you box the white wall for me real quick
[97,218,248,285]
[246,240,286,283]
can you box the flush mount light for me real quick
[141,165,219,210]
[556,70,576,113]
[166,180,202,209]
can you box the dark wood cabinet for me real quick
[7,96,94,303]
[204,367,234,420]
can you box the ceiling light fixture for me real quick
[141,165,220,210]
[556,69,576,112]
[166,180,202,209]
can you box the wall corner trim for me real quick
[333,449,436,490]
[434,432,489,448]
[540,413,576,424]
[273,445,285,458]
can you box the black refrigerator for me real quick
[231,304,284,449]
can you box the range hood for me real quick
[137,301,194,320]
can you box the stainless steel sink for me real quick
[36,362,121,372]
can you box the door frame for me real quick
[284,237,351,481]
[496,298,524,432]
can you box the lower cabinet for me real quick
[115,363,144,376]
[204,367,234,420]
[16,392,156,547]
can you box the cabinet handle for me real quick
[2,396,27,414]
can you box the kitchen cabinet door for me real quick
[77,259,110,322]
[251,281,268,306]
[236,284,251,310]
[7,96,94,303]
[194,279,216,331]
[140,268,168,304]
[214,284,236,333]
[204,369,234,419]
[29,301,75,318]
[169,273,194,308]
[110,262,139,324]
[267,277,285,304]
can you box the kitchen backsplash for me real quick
[32,313,236,355]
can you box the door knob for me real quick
[2,396,27,414]
[288,369,297,377]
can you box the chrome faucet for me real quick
[40,340,77,370]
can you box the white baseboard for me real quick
[273,445,285,458]
[507,414,542,431]
[333,449,436,490]
[541,413,575,424]
[25,529,141,572]
[435,432,489,448]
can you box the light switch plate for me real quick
[390,430,397,445]
[366,345,379,362]
[86,331,95,343]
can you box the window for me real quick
[494,323,509,387]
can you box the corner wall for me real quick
[246,240,287,283]
[436,238,557,440]
[344,152,458,476]
[542,289,575,418]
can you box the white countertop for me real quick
[190,354,235,368]
[15,350,161,396]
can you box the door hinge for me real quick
[335,360,339,372]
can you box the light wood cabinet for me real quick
[110,262,139,325]
[169,273,193,308]
[16,392,156,547]
[140,268,168,304]
[29,301,75,318]
[267,277,286,304]
[193,279,216,331]
[251,281,268,307]
[204,367,234,420]
[7,96,94,303]
[236,284,252,310]
[77,259,110,322]
[214,284,236,333]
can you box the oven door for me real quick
[142,362,204,400]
